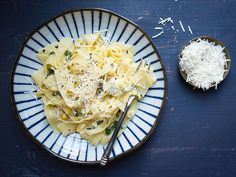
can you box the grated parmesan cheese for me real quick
[152,27,164,38]
[25,77,37,90]
[24,77,38,100]
[188,25,193,35]
[152,16,193,38]
[179,38,227,90]
[137,16,144,21]
[179,20,185,32]
[171,25,175,31]
[158,17,173,25]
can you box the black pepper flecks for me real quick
[49,51,55,55]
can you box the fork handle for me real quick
[100,97,135,166]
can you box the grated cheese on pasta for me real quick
[31,33,156,145]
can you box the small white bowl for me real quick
[179,36,231,89]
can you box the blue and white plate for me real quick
[11,9,167,164]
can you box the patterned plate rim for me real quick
[10,8,168,165]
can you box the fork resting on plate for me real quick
[100,59,150,166]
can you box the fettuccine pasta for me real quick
[32,33,156,145]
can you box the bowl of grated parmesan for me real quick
[179,36,231,90]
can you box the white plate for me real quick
[11,8,167,164]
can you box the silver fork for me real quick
[100,58,150,166]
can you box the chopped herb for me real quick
[113,121,118,128]
[52,91,61,96]
[46,68,54,78]
[64,50,71,56]
[64,50,72,61]
[105,121,118,135]
[116,110,121,117]
[96,83,103,95]
[49,51,55,55]
[86,126,95,130]
[55,45,58,48]
[97,120,104,125]
[110,63,114,68]
[73,111,82,117]
[105,128,112,135]
[42,49,45,53]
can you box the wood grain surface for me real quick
[0,0,236,177]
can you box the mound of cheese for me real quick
[179,38,227,90]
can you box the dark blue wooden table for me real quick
[1,0,236,176]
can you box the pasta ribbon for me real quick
[32,33,156,145]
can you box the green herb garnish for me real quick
[105,128,112,135]
[64,50,72,61]
[73,111,82,117]
[96,83,103,95]
[110,63,114,68]
[46,68,54,78]
[52,91,61,96]
[105,121,118,135]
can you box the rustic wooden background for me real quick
[0,0,236,177]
